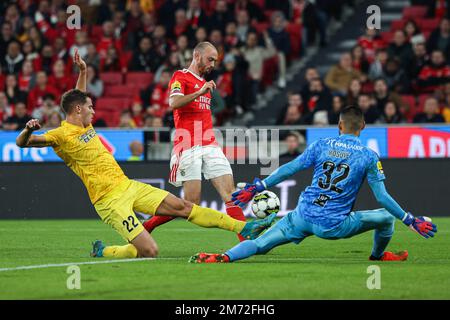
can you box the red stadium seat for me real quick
[125,72,154,89]
[417,18,440,32]
[100,72,123,86]
[390,19,407,31]
[95,97,131,111]
[89,25,103,42]
[418,94,430,112]
[253,22,269,34]
[103,85,139,98]
[402,6,428,20]
[380,31,395,43]
[286,23,302,59]
[94,110,121,127]
[401,95,417,121]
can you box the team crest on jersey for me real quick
[79,129,96,143]
[376,161,384,174]
[171,80,182,93]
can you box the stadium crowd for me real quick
[0,0,449,131]
[278,0,450,126]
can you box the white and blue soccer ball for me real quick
[251,190,280,219]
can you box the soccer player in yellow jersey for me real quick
[15,49,276,259]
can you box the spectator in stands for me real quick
[194,27,208,47]
[4,74,27,105]
[129,36,161,72]
[176,35,193,68]
[280,104,306,125]
[0,91,14,128]
[97,21,122,59]
[27,71,59,112]
[53,37,70,63]
[443,89,450,122]
[48,59,74,94]
[408,42,429,80]
[130,100,144,127]
[44,110,63,128]
[142,69,171,118]
[304,78,333,113]
[3,101,31,131]
[387,30,414,70]
[172,9,194,41]
[186,0,209,31]
[27,26,44,55]
[240,31,277,105]
[328,94,345,125]
[128,140,144,161]
[3,41,24,74]
[100,46,121,72]
[357,93,379,124]
[234,0,265,23]
[130,13,157,50]
[31,93,61,124]
[124,0,142,34]
[280,131,302,159]
[276,92,306,125]
[368,48,389,80]
[69,31,89,60]
[351,44,370,75]
[154,51,181,83]
[413,97,445,123]
[224,22,242,49]
[152,25,171,59]
[300,67,320,101]
[268,11,290,88]
[426,18,450,63]
[373,78,404,115]
[0,22,17,61]
[209,0,234,33]
[325,53,362,95]
[216,53,238,115]
[416,50,450,93]
[358,27,386,64]
[86,64,104,99]
[376,100,405,124]
[209,29,226,64]
[118,110,137,128]
[17,60,35,92]
[36,44,55,75]
[382,57,410,93]
[236,10,255,44]
[404,20,420,39]
[21,40,39,63]
[85,43,101,69]
[346,78,362,106]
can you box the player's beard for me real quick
[198,59,212,77]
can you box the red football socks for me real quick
[226,201,247,242]
[143,216,175,233]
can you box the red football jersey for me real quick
[168,69,217,153]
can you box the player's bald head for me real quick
[339,106,365,134]
[193,41,217,55]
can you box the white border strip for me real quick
[0,257,182,272]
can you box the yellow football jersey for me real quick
[43,121,128,204]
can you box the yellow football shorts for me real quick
[94,179,169,242]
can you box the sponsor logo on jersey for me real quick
[79,129,97,143]
[194,84,200,89]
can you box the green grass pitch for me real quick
[0,217,449,299]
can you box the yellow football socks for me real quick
[187,204,246,233]
[102,244,138,259]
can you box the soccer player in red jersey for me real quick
[143,42,247,241]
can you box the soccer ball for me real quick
[251,190,280,219]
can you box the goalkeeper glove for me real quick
[231,178,266,207]
[402,212,437,239]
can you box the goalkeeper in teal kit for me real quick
[190,106,437,263]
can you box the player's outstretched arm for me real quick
[16,119,52,148]
[169,80,216,109]
[369,180,437,238]
[73,48,87,92]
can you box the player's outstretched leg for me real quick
[350,209,408,261]
[91,230,158,259]
[190,217,291,263]
[155,193,276,239]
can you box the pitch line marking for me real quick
[0,257,183,272]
